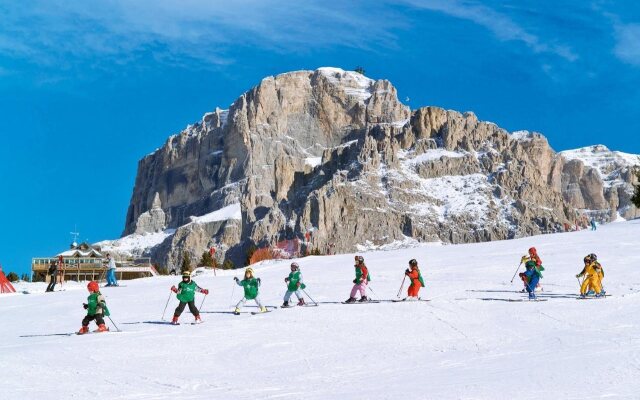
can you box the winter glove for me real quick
[257,278,261,285]
[83,303,88,309]
[521,256,529,263]
[353,279,357,284]
[405,269,410,275]
[234,277,239,282]
[296,282,301,288]
[284,277,289,283]
[575,274,581,278]
[202,289,209,295]
[171,285,178,293]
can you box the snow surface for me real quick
[304,157,322,168]
[96,229,176,257]
[3,220,640,399]
[189,203,242,224]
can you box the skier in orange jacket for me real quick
[404,259,425,300]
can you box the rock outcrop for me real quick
[113,68,639,268]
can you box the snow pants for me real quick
[46,274,57,292]
[407,283,421,297]
[350,281,367,298]
[236,296,263,310]
[107,269,118,286]
[82,313,105,327]
[526,275,540,293]
[174,300,199,317]
[283,290,303,303]
[580,275,602,295]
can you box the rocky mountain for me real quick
[97,68,639,268]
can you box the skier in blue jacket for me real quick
[521,260,543,299]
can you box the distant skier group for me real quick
[76,248,606,333]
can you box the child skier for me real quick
[404,259,425,300]
[345,255,370,303]
[520,260,542,300]
[170,271,209,325]
[234,267,266,314]
[78,281,110,334]
[520,247,544,292]
[282,262,306,307]
[576,254,605,298]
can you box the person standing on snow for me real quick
[105,253,118,287]
[521,260,543,300]
[46,260,58,292]
[170,271,208,324]
[576,254,605,298]
[590,218,597,231]
[282,262,306,307]
[520,247,544,292]
[345,255,370,303]
[78,281,110,334]
[403,259,425,300]
[234,267,266,314]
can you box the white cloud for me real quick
[399,0,578,61]
[614,23,640,66]
[0,1,404,69]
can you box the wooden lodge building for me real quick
[32,242,158,283]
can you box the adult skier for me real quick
[576,254,605,298]
[282,262,306,307]
[46,260,58,292]
[77,281,110,334]
[105,253,118,287]
[520,247,544,292]
[170,271,208,325]
[345,255,370,303]
[404,259,425,300]
[520,260,543,300]
[234,267,266,314]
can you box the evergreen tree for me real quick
[20,273,31,282]
[222,259,235,270]
[632,168,640,208]
[6,271,19,282]
[180,253,192,273]
[200,251,214,268]
[354,66,365,75]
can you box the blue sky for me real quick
[1,1,639,276]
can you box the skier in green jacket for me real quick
[78,281,110,334]
[170,271,208,325]
[234,267,266,314]
[282,262,306,307]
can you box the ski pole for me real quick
[107,316,121,332]
[367,285,379,300]
[302,288,318,306]
[229,280,236,308]
[199,294,207,312]
[161,291,172,321]
[510,261,524,283]
[396,275,407,298]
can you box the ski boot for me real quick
[344,297,356,304]
[406,296,418,301]
[297,298,306,306]
[171,316,180,325]
[358,296,369,303]
[528,292,536,300]
[282,301,289,307]
[260,306,267,313]
[233,308,241,315]
[595,292,605,298]
[95,324,109,333]
[77,326,89,335]
[586,290,595,296]
[579,293,587,299]
[194,315,202,323]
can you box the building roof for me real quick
[56,242,103,258]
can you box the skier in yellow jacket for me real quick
[576,253,605,298]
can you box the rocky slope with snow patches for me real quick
[560,145,640,220]
[113,68,638,268]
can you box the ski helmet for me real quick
[528,247,537,255]
[409,259,418,267]
[87,281,99,292]
[589,253,597,261]
[356,256,364,264]
[290,262,300,270]
[583,255,591,263]
[182,271,191,280]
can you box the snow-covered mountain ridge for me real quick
[109,68,639,268]
[5,219,640,399]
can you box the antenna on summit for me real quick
[70,225,80,247]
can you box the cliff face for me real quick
[114,68,639,268]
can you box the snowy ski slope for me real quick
[2,220,640,399]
